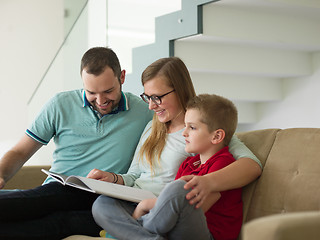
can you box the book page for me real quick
[64,176,95,193]
[75,176,156,203]
[41,169,156,203]
[41,169,68,184]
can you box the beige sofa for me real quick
[4,128,320,240]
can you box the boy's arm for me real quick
[0,135,42,189]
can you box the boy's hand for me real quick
[132,198,157,219]
[180,174,214,208]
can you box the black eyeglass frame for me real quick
[140,89,175,105]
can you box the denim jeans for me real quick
[92,180,214,240]
[0,182,101,239]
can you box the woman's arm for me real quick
[201,192,221,213]
[181,157,261,208]
[228,135,262,168]
[87,169,124,185]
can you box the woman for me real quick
[89,57,262,238]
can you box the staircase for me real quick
[128,0,320,131]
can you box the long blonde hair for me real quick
[139,57,196,172]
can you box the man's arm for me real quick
[0,134,42,189]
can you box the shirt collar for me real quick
[189,146,230,170]
[82,90,129,115]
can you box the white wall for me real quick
[240,51,320,132]
[0,0,64,158]
[107,0,181,75]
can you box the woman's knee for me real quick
[92,196,115,220]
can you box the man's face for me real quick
[82,67,125,116]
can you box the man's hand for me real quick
[0,177,5,189]
[87,169,113,182]
[180,174,215,209]
[132,198,157,220]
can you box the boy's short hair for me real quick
[186,94,238,145]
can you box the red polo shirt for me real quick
[175,146,243,240]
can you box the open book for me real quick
[41,169,156,203]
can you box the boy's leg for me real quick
[92,195,165,240]
[141,180,213,240]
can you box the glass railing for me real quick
[27,0,88,121]
[24,0,88,165]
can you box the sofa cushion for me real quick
[242,211,320,240]
[4,165,50,189]
[246,128,320,221]
[236,128,280,223]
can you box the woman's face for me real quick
[143,76,184,128]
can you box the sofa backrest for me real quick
[238,128,320,223]
[236,128,280,223]
[4,165,50,189]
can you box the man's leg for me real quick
[0,182,99,221]
[92,195,165,240]
[0,210,101,240]
[141,180,213,240]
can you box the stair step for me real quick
[201,1,320,51]
[174,40,312,78]
[190,72,282,102]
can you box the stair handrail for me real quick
[27,0,88,105]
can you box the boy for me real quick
[97,94,242,240]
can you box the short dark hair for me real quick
[80,47,122,81]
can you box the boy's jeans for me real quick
[92,179,214,240]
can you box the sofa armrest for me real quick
[3,165,50,190]
[241,211,320,240]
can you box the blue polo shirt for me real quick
[26,90,153,183]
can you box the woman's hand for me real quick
[87,169,113,182]
[180,174,213,209]
[132,198,157,219]
[87,169,124,184]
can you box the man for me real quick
[0,47,153,239]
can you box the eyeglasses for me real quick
[140,89,175,105]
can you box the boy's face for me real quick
[183,109,215,154]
